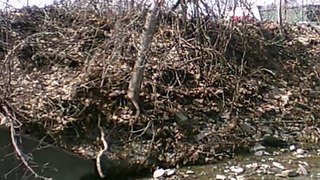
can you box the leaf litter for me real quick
[0,5,320,177]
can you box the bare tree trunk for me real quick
[200,0,218,18]
[277,0,283,26]
[194,0,200,40]
[283,0,288,22]
[127,0,162,119]
[170,0,187,32]
[181,0,188,32]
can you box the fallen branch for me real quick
[96,114,108,178]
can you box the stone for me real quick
[174,111,189,125]
[262,136,288,147]
[287,170,299,177]
[252,144,266,152]
[235,175,245,180]
[230,166,245,174]
[289,145,296,151]
[298,161,309,166]
[298,164,308,176]
[295,148,306,155]
[186,170,194,174]
[264,151,271,156]
[153,168,165,178]
[165,169,176,176]
[254,150,264,156]
[216,174,227,180]
[245,163,259,169]
[272,162,285,170]
[276,169,299,177]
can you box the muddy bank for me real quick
[0,4,319,178]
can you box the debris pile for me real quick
[0,5,320,174]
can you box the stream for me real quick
[149,144,320,179]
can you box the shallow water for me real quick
[183,146,320,179]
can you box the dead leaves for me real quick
[1,6,320,168]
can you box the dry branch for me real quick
[0,1,319,172]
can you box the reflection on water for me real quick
[186,146,320,179]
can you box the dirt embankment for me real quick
[0,5,320,177]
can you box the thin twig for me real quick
[96,114,108,178]
[131,119,153,137]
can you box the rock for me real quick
[174,111,189,125]
[165,169,176,176]
[183,174,190,178]
[272,162,285,170]
[254,150,264,156]
[276,169,299,177]
[295,154,306,158]
[264,151,271,156]
[186,170,194,174]
[289,145,296,151]
[262,136,288,148]
[252,144,266,152]
[279,148,286,153]
[216,174,227,180]
[266,170,275,175]
[298,161,309,166]
[230,166,245,174]
[260,164,270,169]
[245,163,259,169]
[195,132,207,142]
[287,171,299,177]
[293,149,307,158]
[294,148,306,155]
[235,175,245,180]
[256,169,262,174]
[272,150,281,155]
[256,167,269,175]
[153,168,165,178]
[298,164,308,176]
